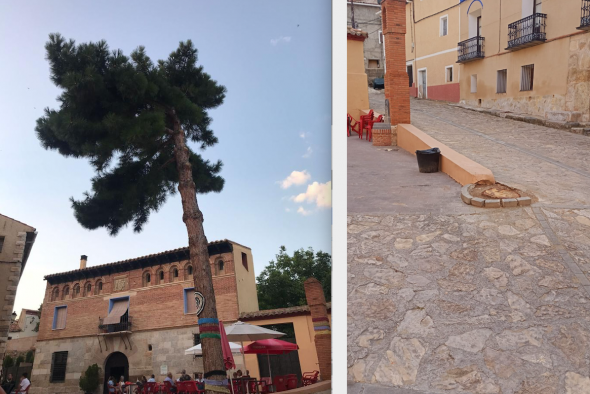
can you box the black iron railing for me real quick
[507,13,547,50]
[457,36,485,63]
[98,314,132,334]
[579,0,590,29]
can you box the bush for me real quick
[79,364,101,394]
[3,355,14,369]
[25,350,34,364]
[15,355,24,367]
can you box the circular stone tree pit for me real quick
[462,183,536,208]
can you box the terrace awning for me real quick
[102,299,128,324]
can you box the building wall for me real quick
[347,1,385,84]
[458,0,590,120]
[241,313,332,380]
[30,326,245,394]
[348,37,370,119]
[6,335,37,354]
[0,215,35,375]
[38,252,241,342]
[232,244,259,314]
[405,0,462,102]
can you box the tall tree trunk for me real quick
[171,114,226,393]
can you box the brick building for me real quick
[0,214,37,376]
[31,240,258,394]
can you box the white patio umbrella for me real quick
[185,342,243,356]
[224,321,285,374]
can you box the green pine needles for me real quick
[36,34,227,235]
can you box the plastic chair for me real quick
[347,113,362,138]
[273,376,287,392]
[359,110,374,139]
[25,383,31,393]
[161,381,174,394]
[363,114,384,142]
[286,376,297,390]
[302,371,319,386]
[143,382,159,394]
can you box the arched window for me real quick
[51,287,59,302]
[85,283,92,296]
[184,263,193,280]
[218,260,225,275]
[156,270,164,284]
[143,271,152,287]
[169,267,178,282]
[72,284,80,298]
[95,280,103,295]
[62,286,70,300]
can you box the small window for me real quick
[95,281,103,295]
[0,236,4,253]
[218,260,225,274]
[368,59,380,69]
[378,30,383,44]
[407,65,413,87]
[440,16,448,36]
[85,283,92,296]
[62,286,69,300]
[146,273,151,283]
[50,351,68,383]
[143,271,151,287]
[52,306,67,330]
[174,269,179,278]
[471,74,478,93]
[497,69,507,93]
[445,66,453,83]
[521,64,534,91]
[159,270,164,282]
[51,287,59,302]
[193,333,201,346]
[184,288,197,314]
[148,344,152,351]
[188,265,193,275]
[242,253,248,271]
[73,284,80,298]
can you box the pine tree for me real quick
[36,34,228,392]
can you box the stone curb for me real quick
[461,184,531,208]
[449,104,590,136]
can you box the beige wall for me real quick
[241,313,332,379]
[0,214,34,262]
[232,243,259,314]
[348,38,370,119]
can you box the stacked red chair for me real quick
[347,113,362,138]
[142,382,159,394]
[273,376,287,392]
[302,371,319,386]
[363,114,384,142]
[359,110,374,139]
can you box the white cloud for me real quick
[302,146,313,158]
[297,206,312,216]
[280,170,311,189]
[299,131,310,139]
[270,36,292,46]
[285,208,291,212]
[293,181,331,208]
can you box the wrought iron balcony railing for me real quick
[578,0,590,30]
[506,13,547,50]
[98,314,132,334]
[457,36,485,63]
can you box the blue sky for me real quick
[0,0,332,312]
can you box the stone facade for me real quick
[0,214,36,377]
[32,326,207,394]
[347,0,385,85]
[31,240,257,393]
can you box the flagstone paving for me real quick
[348,96,590,394]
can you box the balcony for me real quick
[98,314,132,335]
[578,0,590,30]
[506,13,547,50]
[457,36,485,63]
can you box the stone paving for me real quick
[348,95,590,394]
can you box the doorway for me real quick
[104,352,129,394]
[256,323,302,386]
[418,69,427,99]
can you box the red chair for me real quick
[347,113,362,138]
[143,382,159,394]
[359,110,374,139]
[302,371,319,386]
[160,381,173,394]
[363,114,384,142]
[177,381,202,394]
[286,376,297,390]
[24,383,31,393]
[273,376,287,392]
[255,379,269,394]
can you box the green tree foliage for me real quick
[3,355,14,369]
[79,364,101,393]
[25,350,34,364]
[256,246,331,310]
[33,304,42,332]
[15,355,24,367]
[35,34,226,235]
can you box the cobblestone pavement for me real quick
[348,94,590,394]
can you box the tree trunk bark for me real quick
[171,115,226,393]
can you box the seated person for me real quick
[15,373,30,394]
[147,375,156,383]
[164,373,177,393]
[1,373,15,394]
[195,373,205,390]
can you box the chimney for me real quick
[80,255,88,269]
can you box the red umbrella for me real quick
[243,339,299,380]
[219,321,236,370]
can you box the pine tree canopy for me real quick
[36,34,226,235]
